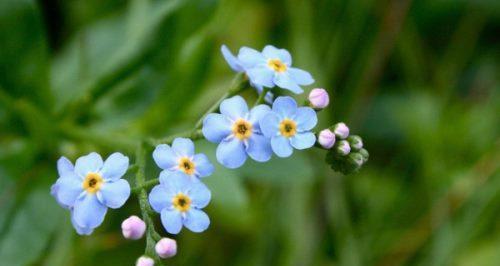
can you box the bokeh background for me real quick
[1,0,499,265]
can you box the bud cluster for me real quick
[321,122,369,174]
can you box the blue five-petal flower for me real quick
[202,95,273,169]
[222,44,314,94]
[148,171,211,234]
[260,96,318,157]
[50,152,131,235]
[153,138,215,180]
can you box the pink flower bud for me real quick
[122,216,146,240]
[336,140,351,155]
[333,122,349,139]
[155,238,177,259]
[136,256,154,266]
[308,88,330,109]
[318,129,336,149]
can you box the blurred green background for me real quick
[1,0,499,265]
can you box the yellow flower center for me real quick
[172,193,192,212]
[178,157,195,175]
[83,172,103,193]
[279,119,297,138]
[267,59,287,73]
[232,119,253,140]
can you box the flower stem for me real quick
[148,129,203,147]
[254,88,271,106]
[194,73,248,129]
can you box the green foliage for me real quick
[1,0,499,265]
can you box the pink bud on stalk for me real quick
[333,122,349,139]
[318,129,336,149]
[136,256,154,266]
[122,216,146,240]
[308,88,330,109]
[336,140,351,156]
[155,238,177,259]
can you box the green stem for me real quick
[148,129,203,147]
[135,143,164,265]
[253,87,271,106]
[194,73,247,129]
[132,178,160,194]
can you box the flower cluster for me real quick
[50,43,368,265]
[323,122,369,174]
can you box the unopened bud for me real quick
[347,152,364,168]
[136,256,154,266]
[308,88,330,109]
[155,238,177,259]
[333,122,349,139]
[347,135,363,151]
[335,140,351,155]
[122,216,146,240]
[318,129,336,149]
[358,148,369,162]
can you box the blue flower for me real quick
[259,96,318,157]
[51,152,131,235]
[221,45,274,102]
[153,138,214,180]
[237,45,314,94]
[202,95,272,168]
[148,171,211,234]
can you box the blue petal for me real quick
[74,152,103,178]
[272,96,298,119]
[160,171,191,192]
[184,209,210,233]
[55,173,84,207]
[161,209,183,234]
[216,138,247,169]
[271,136,294,157]
[172,138,195,157]
[237,46,266,69]
[248,104,271,125]
[50,183,68,209]
[246,134,272,162]
[193,154,214,178]
[247,65,275,88]
[188,181,211,208]
[294,107,318,131]
[57,157,74,177]
[153,144,178,170]
[221,45,244,72]
[71,210,94,235]
[202,113,232,143]
[262,45,292,65]
[73,194,107,229]
[149,185,173,213]
[100,152,129,181]
[220,96,248,120]
[97,179,130,209]
[288,67,314,85]
[290,132,316,150]
[259,112,281,138]
[274,72,303,94]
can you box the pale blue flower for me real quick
[260,96,317,157]
[148,171,211,234]
[237,45,314,94]
[51,152,131,235]
[221,45,274,102]
[202,95,272,168]
[153,138,214,180]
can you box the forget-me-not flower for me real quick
[153,138,214,180]
[148,171,211,234]
[51,152,131,235]
[260,96,318,157]
[237,45,314,94]
[221,45,274,102]
[202,95,272,168]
